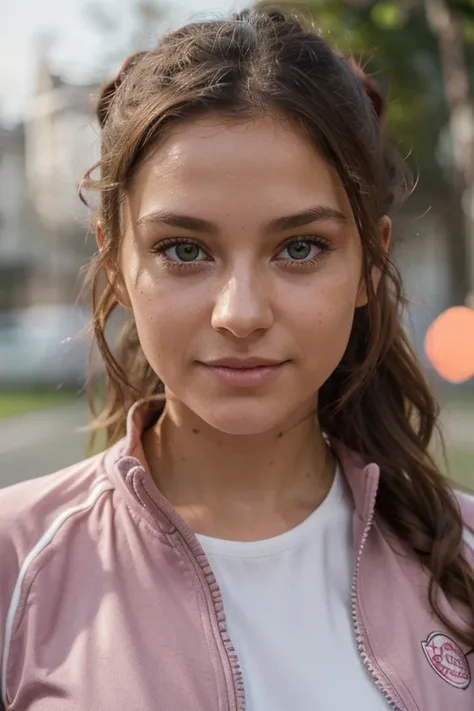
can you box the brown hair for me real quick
[80,7,474,645]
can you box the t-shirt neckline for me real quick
[195,464,346,559]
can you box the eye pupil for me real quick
[287,241,311,260]
[176,243,199,261]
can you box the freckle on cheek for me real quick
[192,428,200,435]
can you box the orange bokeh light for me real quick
[424,307,474,383]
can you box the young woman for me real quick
[1,7,473,710]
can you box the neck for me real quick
[142,399,336,541]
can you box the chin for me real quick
[207,417,276,436]
[186,395,297,436]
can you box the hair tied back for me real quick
[348,58,386,125]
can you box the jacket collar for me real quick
[331,439,381,523]
[107,396,381,525]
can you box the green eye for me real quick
[174,243,201,262]
[285,241,312,260]
[157,241,207,263]
[276,238,329,265]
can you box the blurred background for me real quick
[0,0,473,489]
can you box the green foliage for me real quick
[450,0,474,20]
[370,2,406,29]
[465,18,474,40]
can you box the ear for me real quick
[96,223,132,309]
[356,215,392,307]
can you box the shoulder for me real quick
[0,452,113,561]
[0,452,114,584]
[0,453,114,703]
[0,454,114,621]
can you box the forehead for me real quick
[128,113,351,218]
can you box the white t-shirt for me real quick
[197,466,387,710]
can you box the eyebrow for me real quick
[136,210,218,234]
[135,205,347,234]
[267,205,347,232]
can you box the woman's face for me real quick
[117,113,368,435]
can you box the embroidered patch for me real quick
[421,632,471,690]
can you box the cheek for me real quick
[128,275,206,376]
[286,267,359,372]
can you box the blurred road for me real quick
[442,407,474,448]
[0,401,472,490]
[0,402,88,489]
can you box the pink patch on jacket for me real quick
[422,632,471,690]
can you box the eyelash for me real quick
[150,236,332,269]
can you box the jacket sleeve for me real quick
[0,460,105,704]
[0,520,21,706]
[0,482,33,707]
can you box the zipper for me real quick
[130,466,245,711]
[175,531,246,711]
[351,484,404,710]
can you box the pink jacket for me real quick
[1,397,473,710]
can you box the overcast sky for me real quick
[0,0,240,123]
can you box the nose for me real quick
[211,269,274,339]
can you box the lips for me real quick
[202,357,286,369]
[197,357,288,388]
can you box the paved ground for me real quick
[441,406,474,449]
[0,400,472,489]
[0,402,88,489]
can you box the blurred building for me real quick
[22,55,101,304]
[0,124,34,311]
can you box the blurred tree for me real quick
[263,0,474,304]
[423,0,474,303]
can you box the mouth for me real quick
[203,357,287,369]
[197,357,289,388]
